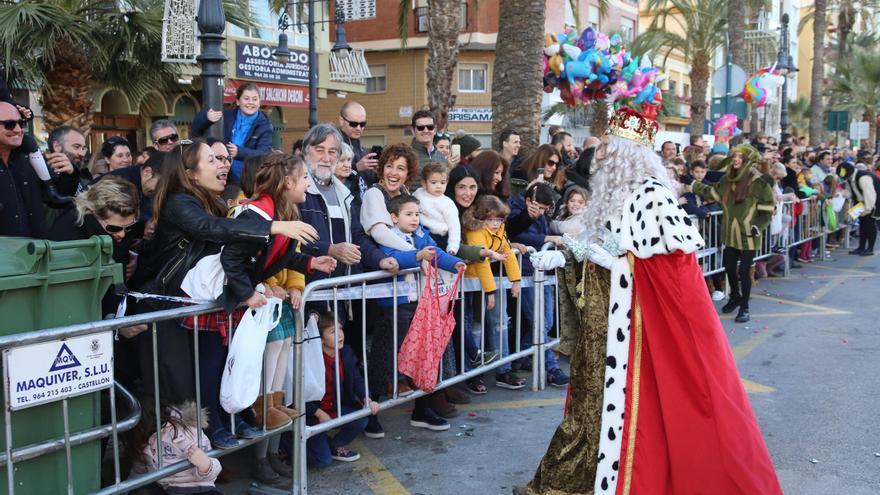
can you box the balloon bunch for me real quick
[543,26,664,118]
[742,64,785,108]
[712,114,742,145]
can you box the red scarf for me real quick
[247,195,290,270]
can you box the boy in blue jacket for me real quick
[370,194,465,433]
[508,182,569,388]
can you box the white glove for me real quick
[587,243,614,270]
[530,250,566,271]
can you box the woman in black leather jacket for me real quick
[129,139,318,418]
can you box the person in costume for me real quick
[837,162,880,256]
[687,144,775,323]
[513,106,782,495]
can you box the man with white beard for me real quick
[514,107,781,495]
[298,123,397,280]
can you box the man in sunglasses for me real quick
[149,119,180,152]
[410,110,444,175]
[0,102,77,237]
[337,101,377,174]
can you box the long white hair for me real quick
[578,135,671,239]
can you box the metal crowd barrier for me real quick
[0,245,560,494]
[0,198,853,493]
[693,197,853,278]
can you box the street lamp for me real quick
[274,1,352,128]
[197,0,227,139]
[777,13,798,144]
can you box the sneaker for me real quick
[331,446,361,462]
[495,371,527,390]
[469,350,500,368]
[208,428,239,450]
[364,415,385,439]
[410,407,450,431]
[734,307,751,323]
[547,368,570,388]
[235,420,264,440]
[710,290,725,301]
[721,297,741,314]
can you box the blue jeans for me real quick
[484,292,512,374]
[520,284,558,371]
[306,405,369,467]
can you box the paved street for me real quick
[225,249,880,495]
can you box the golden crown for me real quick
[607,107,659,147]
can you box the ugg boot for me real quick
[272,391,298,419]
[252,394,292,430]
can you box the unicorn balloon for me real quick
[742,64,785,108]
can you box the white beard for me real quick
[578,135,671,242]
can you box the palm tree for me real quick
[0,0,250,135]
[825,46,880,150]
[788,96,810,138]
[809,0,828,145]
[728,0,746,68]
[491,1,546,154]
[397,0,461,131]
[634,0,728,139]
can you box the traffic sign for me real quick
[711,64,748,98]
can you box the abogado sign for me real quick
[235,41,311,85]
[5,332,114,410]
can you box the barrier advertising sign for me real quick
[5,332,114,410]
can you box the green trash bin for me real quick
[0,236,121,494]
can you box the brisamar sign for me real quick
[5,332,114,410]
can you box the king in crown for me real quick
[514,99,782,495]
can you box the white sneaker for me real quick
[711,291,725,301]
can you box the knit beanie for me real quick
[452,133,481,157]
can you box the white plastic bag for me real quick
[770,201,784,236]
[220,297,283,413]
[180,252,225,300]
[302,314,326,403]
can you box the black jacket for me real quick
[0,148,77,238]
[305,346,366,425]
[219,207,313,313]
[129,193,271,297]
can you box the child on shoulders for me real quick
[413,162,461,254]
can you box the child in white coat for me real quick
[413,162,462,254]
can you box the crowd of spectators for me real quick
[2,81,877,492]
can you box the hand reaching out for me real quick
[311,255,337,274]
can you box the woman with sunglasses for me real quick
[192,82,273,185]
[48,175,142,308]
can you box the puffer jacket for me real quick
[462,207,521,293]
[129,402,221,491]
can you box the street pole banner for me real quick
[5,332,114,411]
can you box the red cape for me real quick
[616,252,782,495]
